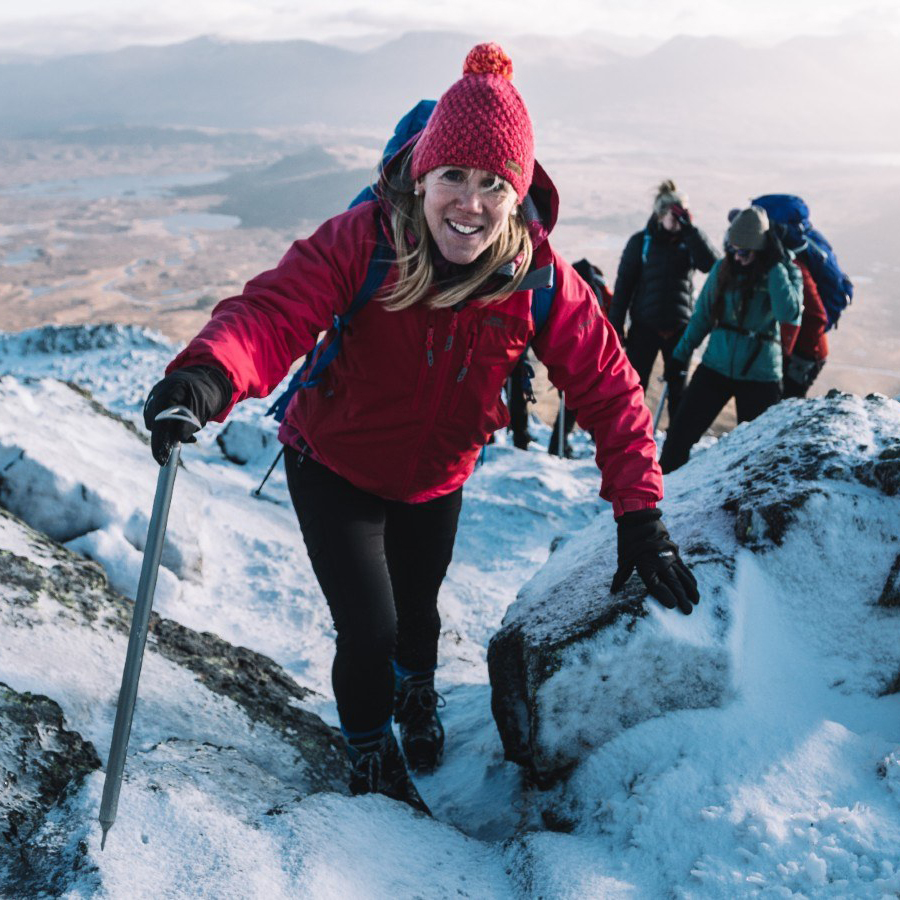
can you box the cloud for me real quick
[0,0,897,56]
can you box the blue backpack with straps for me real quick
[751,194,853,331]
[267,101,556,423]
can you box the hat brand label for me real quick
[505,160,522,175]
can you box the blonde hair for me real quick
[376,154,533,311]
[653,179,687,218]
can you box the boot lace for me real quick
[350,747,383,793]
[397,682,446,730]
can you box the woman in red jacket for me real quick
[142,43,699,814]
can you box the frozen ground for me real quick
[1,325,899,897]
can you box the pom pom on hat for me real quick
[411,43,534,201]
[463,43,513,80]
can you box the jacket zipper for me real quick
[403,311,463,492]
[447,327,479,416]
[410,317,437,412]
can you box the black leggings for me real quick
[626,323,688,420]
[284,447,462,735]
[659,364,782,473]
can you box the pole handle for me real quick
[154,405,202,434]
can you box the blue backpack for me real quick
[751,194,853,331]
[267,101,556,422]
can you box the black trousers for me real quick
[626,323,688,420]
[659,364,782,474]
[284,447,462,734]
[783,358,826,399]
[507,360,576,452]
[547,398,577,456]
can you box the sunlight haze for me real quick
[0,0,898,55]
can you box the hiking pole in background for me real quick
[99,406,201,850]
[555,391,566,457]
[253,446,285,497]
[653,382,669,433]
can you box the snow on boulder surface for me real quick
[490,391,900,781]
[490,390,900,893]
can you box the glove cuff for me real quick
[175,364,233,421]
[615,508,662,526]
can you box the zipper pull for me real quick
[445,312,459,351]
[425,325,435,367]
[457,335,476,383]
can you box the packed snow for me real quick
[1,323,899,898]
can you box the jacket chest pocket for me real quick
[446,317,527,418]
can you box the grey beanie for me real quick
[727,206,769,251]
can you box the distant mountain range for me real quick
[3,31,898,150]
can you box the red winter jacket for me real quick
[780,259,828,361]
[168,163,662,515]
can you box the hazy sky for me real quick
[1,0,898,56]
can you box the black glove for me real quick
[143,365,233,465]
[610,508,700,615]
[664,355,689,384]
[669,203,692,228]
[768,230,791,267]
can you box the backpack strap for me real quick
[516,262,557,401]
[527,264,555,334]
[266,227,395,421]
[641,229,651,265]
[714,321,778,376]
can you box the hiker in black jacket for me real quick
[609,180,718,422]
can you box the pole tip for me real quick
[100,824,110,851]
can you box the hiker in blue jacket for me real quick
[659,205,802,473]
[609,180,718,423]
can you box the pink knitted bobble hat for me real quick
[411,43,535,202]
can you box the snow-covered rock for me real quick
[0,323,170,357]
[0,683,100,849]
[0,504,350,892]
[216,419,279,466]
[490,391,900,781]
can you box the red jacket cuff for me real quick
[612,497,658,518]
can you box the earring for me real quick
[413,188,420,196]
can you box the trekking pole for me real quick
[98,405,201,850]
[253,446,285,497]
[652,382,669,433]
[555,391,566,457]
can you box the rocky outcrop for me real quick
[0,505,349,882]
[0,323,170,357]
[216,419,279,466]
[0,684,101,847]
[489,392,900,783]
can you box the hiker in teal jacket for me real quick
[659,206,802,473]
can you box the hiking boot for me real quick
[548,437,574,459]
[394,671,446,773]
[346,729,432,816]
[512,429,533,450]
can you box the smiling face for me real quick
[417,166,518,265]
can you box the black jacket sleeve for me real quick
[609,232,644,334]
[682,224,719,274]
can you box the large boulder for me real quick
[489,391,900,783]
